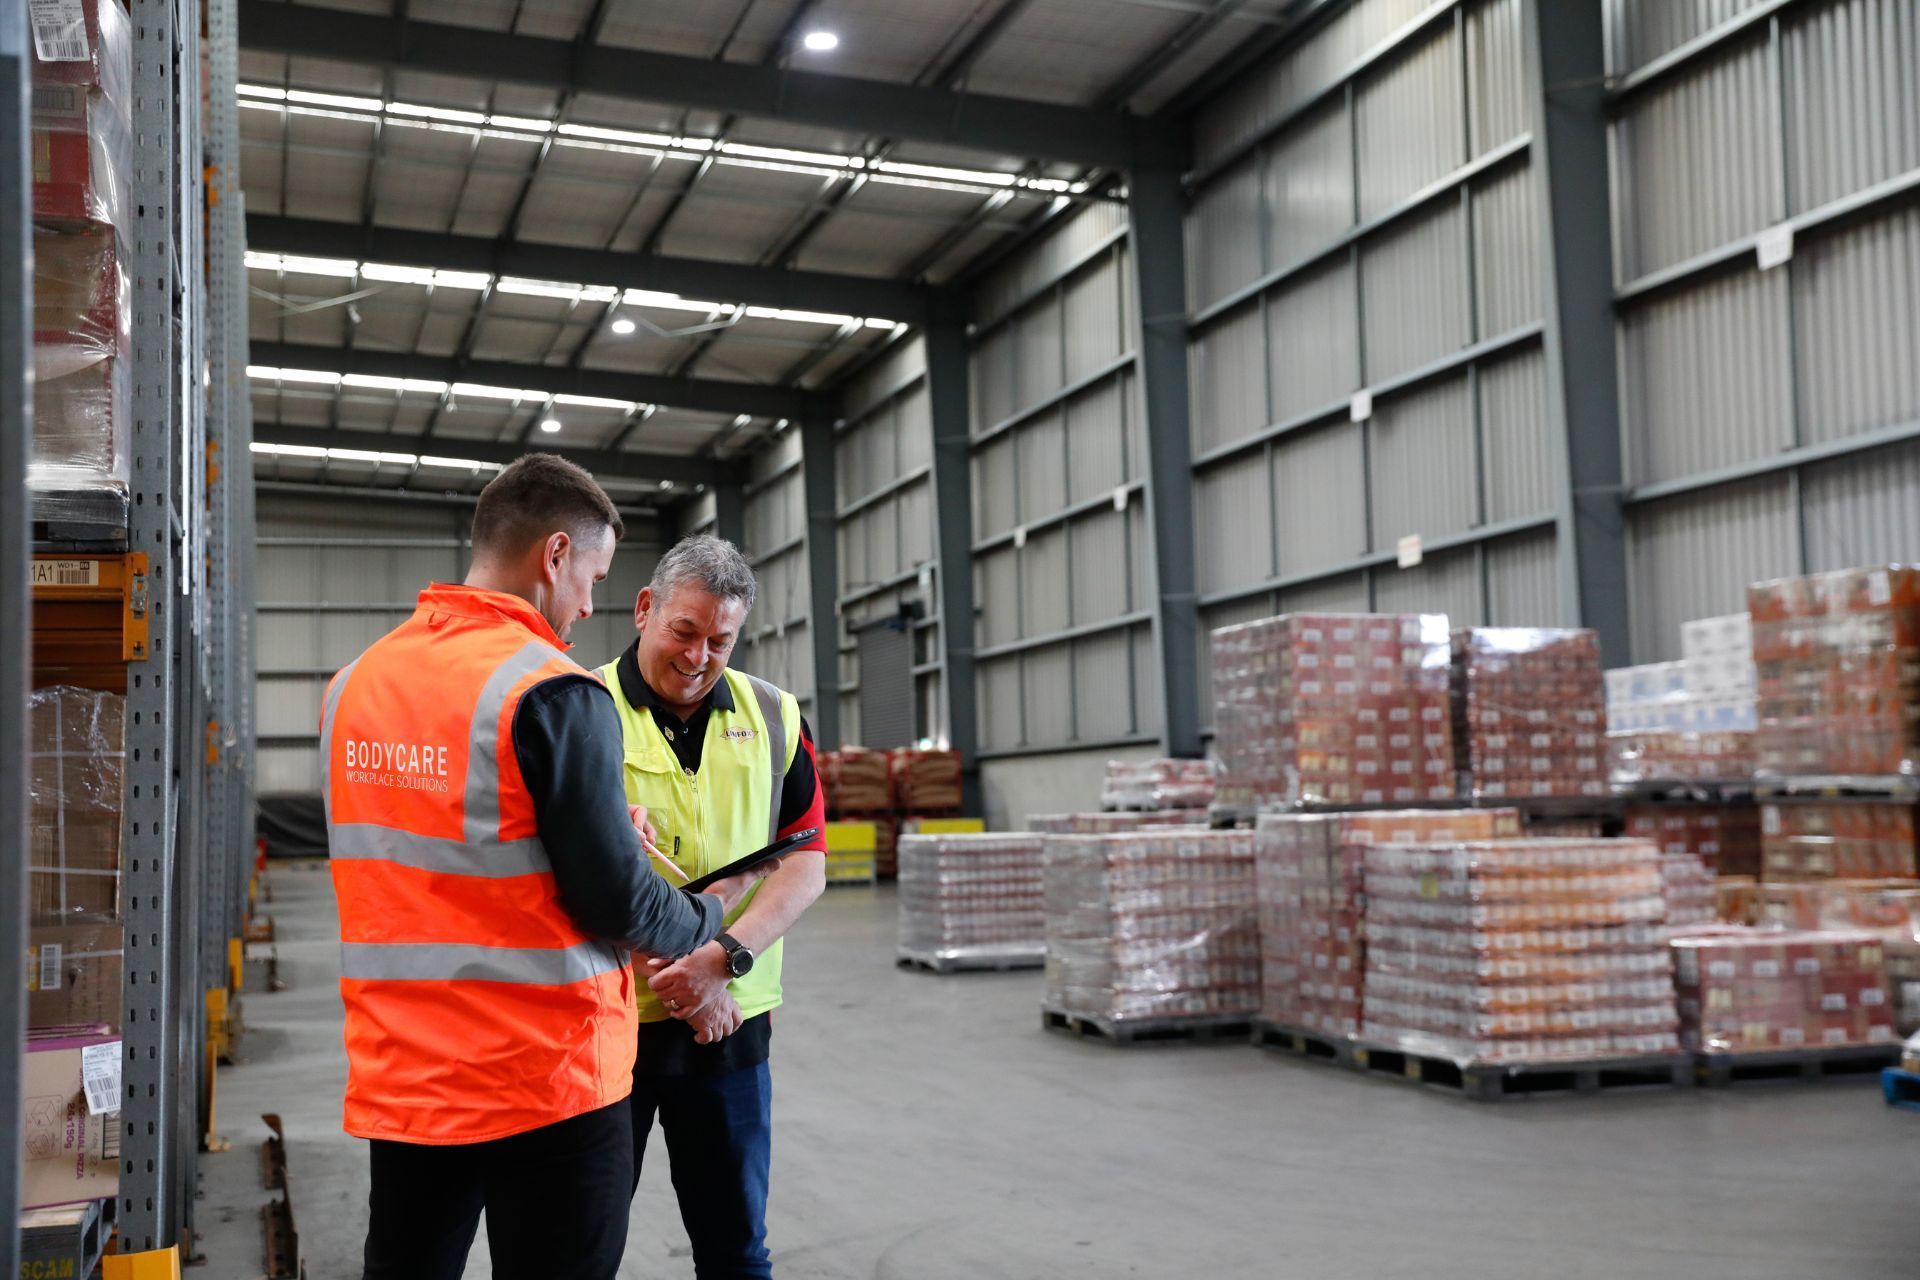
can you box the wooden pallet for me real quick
[896,948,1045,975]
[1694,1042,1901,1087]
[1041,1006,1253,1046]
[1348,1040,1693,1101]
[1251,1019,1357,1069]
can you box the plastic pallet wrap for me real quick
[1625,805,1763,878]
[897,833,1045,965]
[891,748,961,813]
[1361,839,1681,1064]
[29,687,123,921]
[1100,758,1216,811]
[1760,802,1920,880]
[1672,928,1897,1053]
[29,0,129,227]
[1450,628,1608,800]
[1660,854,1717,932]
[1027,811,1204,834]
[1042,829,1257,1025]
[1607,729,1757,786]
[1750,566,1920,778]
[1212,613,1454,812]
[1254,808,1520,1037]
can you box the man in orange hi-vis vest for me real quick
[322,454,775,1280]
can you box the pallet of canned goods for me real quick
[896,832,1046,974]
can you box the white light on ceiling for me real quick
[539,418,562,434]
[610,317,637,336]
[801,30,839,52]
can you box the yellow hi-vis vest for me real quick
[597,661,800,1023]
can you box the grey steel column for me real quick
[713,478,747,547]
[923,318,979,813]
[0,1,33,1267]
[1527,0,1630,664]
[1126,166,1203,757]
[798,419,841,750]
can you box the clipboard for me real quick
[681,826,822,894]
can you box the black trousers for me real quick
[362,1098,634,1280]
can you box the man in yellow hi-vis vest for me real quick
[598,534,828,1279]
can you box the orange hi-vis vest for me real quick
[321,583,637,1145]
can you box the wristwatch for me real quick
[716,932,755,978]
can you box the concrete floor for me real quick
[196,861,1918,1280]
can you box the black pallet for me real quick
[21,1197,110,1280]
[1615,780,1757,805]
[1754,776,1920,801]
[1694,1043,1901,1087]
[1041,1006,1253,1046]
[896,949,1044,975]
[1251,1019,1357,1068]
[1349,1041,1693,1101]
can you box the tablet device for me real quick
[681,826,823,894]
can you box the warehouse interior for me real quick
[5,0,1920,1274]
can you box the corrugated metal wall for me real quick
[1612,0,1920,658]
[736,431,816,716]
[967,204,1153,756]
[254,490,661,794]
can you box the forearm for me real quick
[719,850,825,953]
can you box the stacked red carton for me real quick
[1253,809,1519,1037]
[1672,930,1897,1053]
[1749,566,1920,778]
[1362,839,1680,1063]
[897,833,1045,968]
[1099,758,1215,811]
[1042,829,1257,1027]
[1027,811,1202,834]
[1625,805,1763,878]
[1212,614,1454,812]
[1760,802,1920,880]
[1608,729,1757,786]
[1450,628,1608,800]
[891,748,961,813]
[1660,854,1716,932]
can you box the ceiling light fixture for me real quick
[610,317,637,336]
[801,30,839,52]
[539,417,563,433]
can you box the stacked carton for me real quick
[1625,805,1763,877]
[1099,758,1215,812]
[1450,628,1608,800]
[1253,809,1519,1038]
[1362,839,1680,1063]
[1043,829,1257,1027]
[897,833,1045,968]
[821,747,891,814]
[1760,802,1920,880]
[1673,929,1897,1053]
[891,748,962,813]
[1027,810,1202,834]
[1660,854,1717,932]
[1212,614,1454,812]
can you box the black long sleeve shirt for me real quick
[511,676,722,958]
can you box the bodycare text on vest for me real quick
[344,738,452,793]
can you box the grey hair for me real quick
[648,534,758,615]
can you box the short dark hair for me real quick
[471,453,624,555]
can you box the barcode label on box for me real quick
[36,943,62,992]
[29,0,88,61]
[31,559,99,587]
[80,1042,120,1116]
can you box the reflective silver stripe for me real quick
[318,659,360,829]
[742,674,787,847]
[465,640,577,848]
[340,939,624,985]
[328,825,550,878]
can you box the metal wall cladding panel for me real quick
[1607,0,1776,77]
[1069,507,1133,625]
[1199,594,1281,721]
[919,666,948,746]
[1129,500,1154,614]
[1784,0,1920,213]
[260,745,323,795]
[867,409,903,492]
[977,657,1025,752]
[1793,204,1920,447]
[1369,375,1480,547]
[1361,201,1470,382]
[1275,421,1370,576]
[896,385,933,474]
[1196,452,1276,596]
[1267,257,1363,423]
[1478,347,1556,523]
[973,434,1018,539]
[1189,160,1265,314]
[978,547,1021,649]
[1356,24,1467,219]
[1619,265,1790,484]
[750,430,803,484]
[836,416,873,508]
[1613,42,1780,281]
[1467,0,1529,153]
[1064,378,1129,503]
[1073,630,1136,742]
[975,203,1129,330]
[1190,304,1269,454]
[867,500,902,585]
[1801,436,1920,573]
[1015,410,1070,524]
[838,515,870,594]
[972,325,1016,433]
[1278,571,1371,613]
[843,335,927,419]
[1013,295,1067,414]
[324,611,413,664]
[255,545,320,603]
[1023,645,1074,748]
[785,625,816,702]
[898,480,934,571]
[1472,162,1542,338]
[393,547,461,594]
[1372,546,1483,624]
[1132,623,1164,736]
[1626,476,1797,661]
[1021,527,1072,638]
[1125,368,1149,483]
[1262,102,1354,272]
[254,613,316,669]
[258,679,325,739]
[1484,531,1562,625]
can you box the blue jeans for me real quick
[631,1059,773,1279]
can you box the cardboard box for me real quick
[27,922,122,1032]
[29,0,130,229]
[21,1032,119,1210]
[29,688,124,921]
[1451,628,1609,800]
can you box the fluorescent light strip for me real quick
[247,366,653,414]
[250,441,502,471]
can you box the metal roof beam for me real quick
[248,340,819,420]
[236,0,1185,170]
[246,213,935,322]
[251,422,737,486]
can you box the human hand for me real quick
[630,806,685,881]
[685,991,744,1046]
[645,942,732,1020]
[700,859,782,915]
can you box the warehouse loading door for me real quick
[856,615,915,750]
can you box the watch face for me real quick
[728,947,754,978]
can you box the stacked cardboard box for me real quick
[1760,802,1920,880]
[821,747,892,814]
[1212,613,1454,812]
[1607,728,1757,786]
[1253,809,1520,1037]
[1027,810,1203,834]
[1450,628,1608,800]
[1043,829,1257,1026]
[1661,854,1717,932]
[22,1031,120,1210]
[1673,929,1897,1053]
[891,748,961,813]
[1362,839,1680,1063]
[1625,805,1763,878]
[897,833,1045,967]
[1750,567,1920,778]
[1099,758,1215,811]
